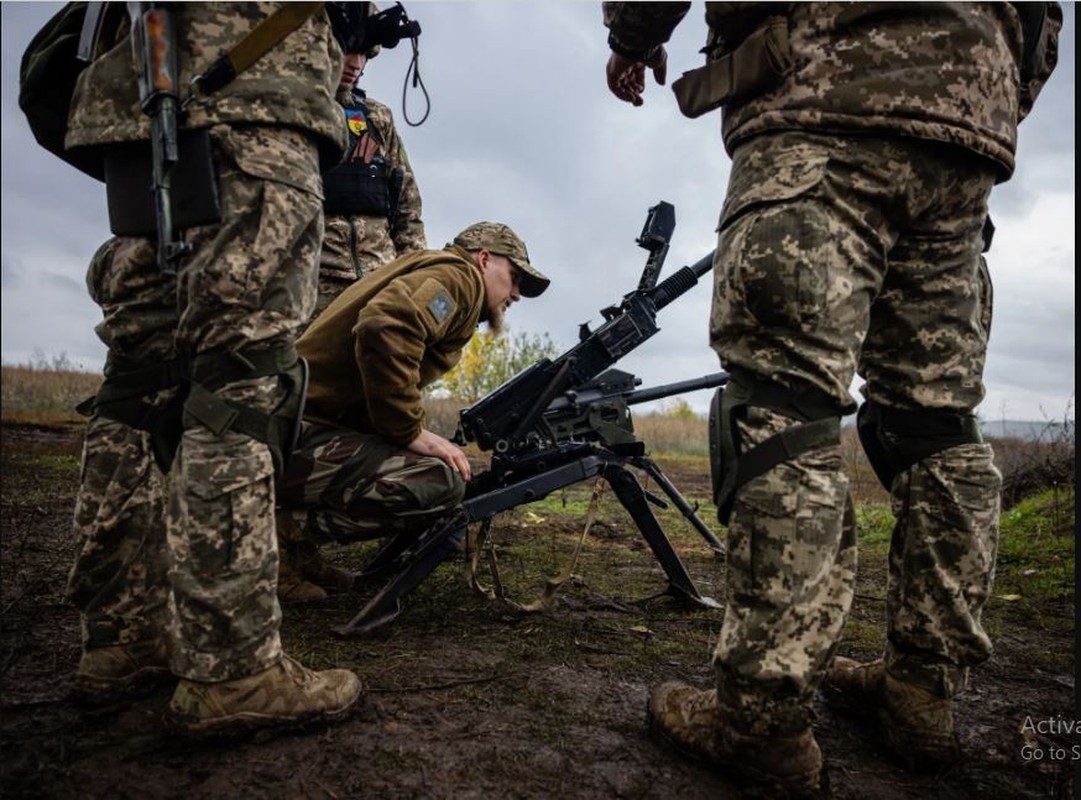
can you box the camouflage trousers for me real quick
[708,131,1001,730]
[276,421,466,543]
[66,125,323,682]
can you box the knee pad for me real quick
[856,401,983,491]
[183,344,309,476]
[78,354,189,473]
[709,371,844,525]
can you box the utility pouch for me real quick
[103,128,221,237]
[672,16,791,119]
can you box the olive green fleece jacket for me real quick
[298,246,485,444]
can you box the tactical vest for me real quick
[322,94,392,218]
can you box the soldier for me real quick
[63,5,362,739]
[316,1,427,320]
[601,2,1061,796]
[273,222,550,602]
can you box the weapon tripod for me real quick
[335,375,728,637]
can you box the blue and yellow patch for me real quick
[345,108,369,137]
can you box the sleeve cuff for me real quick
[607,32,661,63]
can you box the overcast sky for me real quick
[2,2,1075,422]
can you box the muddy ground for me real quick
[1,422,1077,799]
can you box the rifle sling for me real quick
[193,2,324,97]
[465,478,605,613]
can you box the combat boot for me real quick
[277,542,329,604]
[822,657,960,770]
[302,551,356,593]
[648,681,826,799]
[165,654,362,739]
[73,638,173,705]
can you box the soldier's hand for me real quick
[606,47,667,106]
[408,428,472,481]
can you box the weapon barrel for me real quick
[648,251,715,311]
[626,371,728,406]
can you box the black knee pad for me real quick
[709,371,845,525]
[857,401,983,491]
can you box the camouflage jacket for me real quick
[603,2,1062,179]
[298,246,485,444]
[65,3,347,177]
[321,88,427,281]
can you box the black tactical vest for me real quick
[322,93,392,217]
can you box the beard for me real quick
[485,303,506,335]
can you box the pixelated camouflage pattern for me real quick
[68,237,176,649]
[452,222,549,298]
[65,3,346,170]
[884,443,1001,699]
[315,90,427,317]
[178,126,323,352]
[298,247,485,444]
[708,131,1004,724]
[169,374,285,680]
[711,132,997,412]
[602,2,1057,177]
[712,405,857,733]
[277,421,466,542]
[67,413,171,649]
[68,125,325,682]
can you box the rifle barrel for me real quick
[626,371,728,406]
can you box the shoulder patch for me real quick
[428,291,455,323]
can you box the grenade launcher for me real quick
[336,201,728,636]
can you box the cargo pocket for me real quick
[192,125,324,310]
[183,441,276,575]
[734,459,848,605]
[718,148,832,331]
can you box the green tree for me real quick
[430,328,560,403]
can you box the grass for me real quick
[1,363,101,425]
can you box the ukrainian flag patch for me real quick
[345,108,369,137]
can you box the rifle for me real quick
[129,3,191,273]
[335,202,727,636]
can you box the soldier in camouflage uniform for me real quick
[314,2,426,321]
[273,222,550,602]
[601,2,1061,794]
[62,4,362,739]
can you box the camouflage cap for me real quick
[452,222,550,298]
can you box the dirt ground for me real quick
[1,422,1076,799]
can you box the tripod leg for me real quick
[636,456,726,556]
[334,518,467,636]
[604,464,720,609]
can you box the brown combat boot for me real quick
[648,681,826,799]
[165,654,362,739]
[275,510,355,604]
[277,542,329,604]
[73,638,173,704]
[822,657,960,770]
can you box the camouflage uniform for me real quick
[65,5,346,682]
[604,1,1060,732]
[314,87,426,320]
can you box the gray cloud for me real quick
[2,2,1074,421]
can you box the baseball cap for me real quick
[451,222,550,298]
